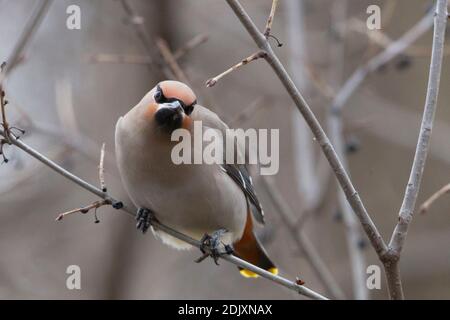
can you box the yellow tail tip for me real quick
[240,267,278,278]
[268,267,279,275]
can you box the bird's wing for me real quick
[220,163,265,224]
[191,105,265,224]
[190,105,229,133]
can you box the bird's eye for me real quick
[185,105,194,115]
[154,90,162,103]
[154,85,165,103]
[184,100,196,115]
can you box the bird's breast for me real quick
[116,121,247,241]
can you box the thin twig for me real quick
[264,0,279,37]
[55,143,113,223]
[225,0,388,259]
[0,66,9,143]
[55,200,108,221]
[57,142,108,223]
[206,51,266,87]
[155,37,190,84]
[0,127,328,300]
[99,143,106,192]
[419,183,450,215]
[386,0,448,299]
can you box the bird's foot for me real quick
[136,207,156,234]
[195,229,234,265]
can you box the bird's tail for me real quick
[233,211,278,278]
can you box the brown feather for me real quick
[233,205,277,278]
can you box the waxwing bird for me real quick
[115,80,277,277]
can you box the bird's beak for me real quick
[154,100,184,132]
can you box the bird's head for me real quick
[147,80,197,133]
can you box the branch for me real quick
[56,200,108,222]
[419,183,450,215]
[206,51,266,87]
[386,0,448,299]
[56,143,108,222]
[0,69,9,145]
[98,143,106,192]
[264,0,279,37]
[0,128,328,300]
[0,127,122,209]
[224,0,387,258]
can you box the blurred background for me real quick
[0,0,449,299]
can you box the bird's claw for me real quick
[195,229,233,265]
[136,207,155,234]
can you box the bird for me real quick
[115,80,277,278]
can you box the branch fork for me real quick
[55,143,123,222]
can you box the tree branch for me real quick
[224,0,387,258]
[264,0,279,37]
[206,51,266,87]
[386,0,448,299]
[419,183,450,215]
[98,142,107,192]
